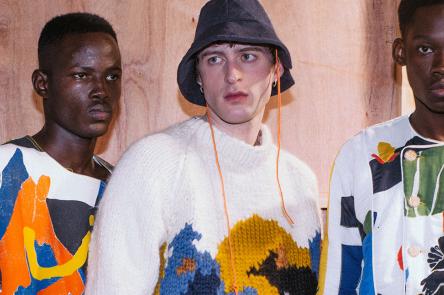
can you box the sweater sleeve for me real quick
[85,134,182,295]
[283,152,322,279]
[318,136,365,295]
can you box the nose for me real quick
[91,76,109,100]
[224,60,241,84]
[432,50,444,78]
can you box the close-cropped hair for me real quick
[398,0,444,37]
[38,12,117,67]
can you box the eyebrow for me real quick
[69,65,122,71]
[237,46,268,53]
[199,46,268,58]
[411,34,439,41]
[199,49,225,58]
[412,35,428,40]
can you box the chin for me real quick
[83,125,110,138]
[220,115,255,125]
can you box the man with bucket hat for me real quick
[86,1,321,294]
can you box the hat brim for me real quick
[177,21,295,106]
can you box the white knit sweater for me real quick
[86,117,321,295]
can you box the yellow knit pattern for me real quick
[154,243,167,295]
[216,214,311,294]
[317,160,334,295]
[317,235,329,295]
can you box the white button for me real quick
[408,195,421,208]
[408,246,421,257]
[404,150,418,161]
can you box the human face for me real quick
[393,5,444,114]
[34,32,122,139]
[196,43,279,125]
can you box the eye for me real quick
[73,73,87,80]
[418,46,433,55]
[241,53,257,62]
[207,56,223,65]
[106,73,120,81]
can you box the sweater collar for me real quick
[190,116,275,170]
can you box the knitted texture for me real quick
[86,117,321,295]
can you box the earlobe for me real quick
[196,75,204,94]
[393,38,406,66]
[196,75,202,86]
[32,69,49,98]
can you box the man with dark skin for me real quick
[394,4,444,141]
[0,13,121,294]
[319,1,444,294]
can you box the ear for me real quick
[392,38,406,66]
[32,69,49,98]
[274,61,285,80]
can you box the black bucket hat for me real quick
[177,0,295,106]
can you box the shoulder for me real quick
[123,119,196,161]
[0,141,37,167]
[336,115,409,163]
[112,118,201,179]
[4,136,36,149]
[281,150,317,187]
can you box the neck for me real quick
[206,112,264,146]
[410,103,444,141]
[32,124,97,174]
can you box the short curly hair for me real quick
[398,0,444,37]
[38,12,117,68]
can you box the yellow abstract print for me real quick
[0,149,101,294]
[216,215,313,294]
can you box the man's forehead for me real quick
[407,5,444,37]
[43,33,120,69]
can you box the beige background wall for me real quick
[0,0,402,207]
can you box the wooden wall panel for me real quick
[0,0,401,207]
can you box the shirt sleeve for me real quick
[318,138,365,295]
[85,134,181,295]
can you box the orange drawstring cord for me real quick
[207,112,239,295]
[205,50,293,294]
[275,49,295,226]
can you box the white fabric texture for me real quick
[86,117,321,295]
[321,115,444,295]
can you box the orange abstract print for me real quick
[0,175,88,294]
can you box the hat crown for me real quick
[195,0,275,40]
[177,0,295,106]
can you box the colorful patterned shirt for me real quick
[0,138,111,294]
[319,115,444,295]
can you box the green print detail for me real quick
[363,211,372,235]
[403,145,444,217]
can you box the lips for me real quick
[88,104,112,121]
[224,91,248,102]
[430,81,444,91]
[429,80,444,96]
